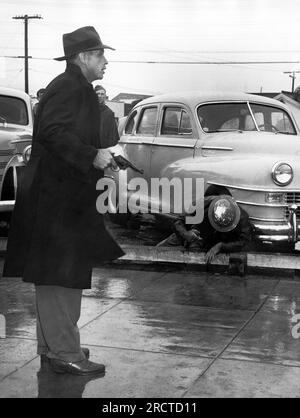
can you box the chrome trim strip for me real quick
[11,138,31,144]
[247,102,259,131]
[256,235,290,242]
[236,200,286,208]
[249,216,285,222]
[13,166,17,197]
[252,222,291,233]
[207,180,300,193]
[201,146,233,151]
[120,141,152,145]
[152,142,195,148]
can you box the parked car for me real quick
[0,87,33,229]
[108,91,300,246]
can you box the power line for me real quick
[109,60,300,65]
[3,46,300,54]
[2,55,300,65]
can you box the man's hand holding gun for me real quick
[93,149,143,174]
[93,149,118,170]
[110,152,144,174]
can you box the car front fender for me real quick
[160,154,300,192]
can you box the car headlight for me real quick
[271,162,293,186]
[22,145,31,164]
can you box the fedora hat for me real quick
[54,26,115,61]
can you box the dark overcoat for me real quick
[3,63,124,289]
[98,104,119,148]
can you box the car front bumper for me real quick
[0,200,15,212]
[252,206,300,243]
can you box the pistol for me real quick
[110,153,144,175]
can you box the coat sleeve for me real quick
[220,210,252,252]
[36,83,98,174]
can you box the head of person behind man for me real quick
[33,88,46,116]
[54,26,115,83]
[94,85,107,105]
[36,88,46,102]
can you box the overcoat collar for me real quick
[65,63,94,90]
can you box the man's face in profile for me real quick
[83,49,107,82]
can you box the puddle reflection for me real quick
[37,364,105,398]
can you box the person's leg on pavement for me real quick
[36,297,49,357]
[35,285,85,363]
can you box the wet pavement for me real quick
[1,259,300,398]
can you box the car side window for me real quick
[0,95,28,126]
[271,112,295,134]
[161,107,181,135]
[161,107,192,135]
[220,118,239,130]
[179,110,192,134]
[124,110,138,134]
[136,107,157,135]
[250,103,296,134]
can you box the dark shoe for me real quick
[49,358,105,376]
[40,347,90,365]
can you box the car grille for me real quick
[0,149,14,182]
[284,192,300,219]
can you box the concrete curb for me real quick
[117,244,300,275]
[1,238,299,275]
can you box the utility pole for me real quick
[283,70,300,93]
[12,14,42,93]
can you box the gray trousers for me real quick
[35,285,86,363]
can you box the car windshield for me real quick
[197,102,296,135]
[0,95,28,126]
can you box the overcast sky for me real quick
[1,0,300,98]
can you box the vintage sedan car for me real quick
[108,91,300,246]
[0,87,33,226]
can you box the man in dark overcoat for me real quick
[3,26,124,376]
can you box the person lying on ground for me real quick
[156,194,252,264]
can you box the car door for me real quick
[118,105,159,212]
[196,101,255,157]
[149,104,198,213]
[150,105,198,176]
